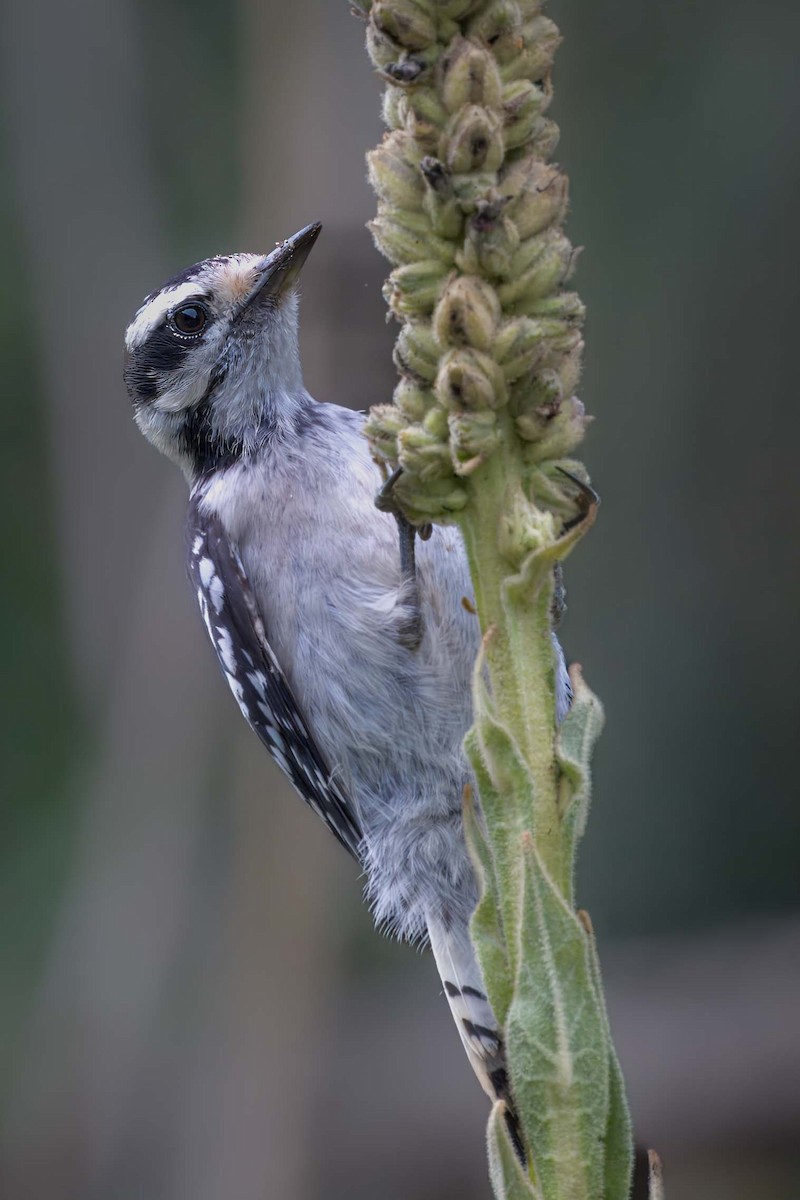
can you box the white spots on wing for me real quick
[192,535,204,556]
[209,574,225,614]
[198,557,215,587]
[216,625,237,674]
[225,672,251,720]
[247,670,268,699]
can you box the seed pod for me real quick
[442,37,503,112]
[510,365,563,416]
[519,396,589,458]
[364,403,405,460]
[393,475,469,522]
[459,209,520,278]
[397,423,453,481]
[529,116,560,159]
[466,1,523,64]
[371,1,437,52]
[394,88,448,148]
[450,170,500,213]
[497,232,575,305]
[435,347,508,411]
[517,291,585,327]
[499,16,562,83]
[366,20,403,71]
[394,378,435,422]
[433,275,500,351]
[370,209,456,267]
[497,484,557,566]
[502,80,549,150]
[448,410,500,475]
[441,105,504,174]
[429,0,481,19]
[385,260,450,316]
[420,157,464,237]
[493,315,547,380]
[501,159,568,238]
[367,142,425,212]
[394,322,441,381]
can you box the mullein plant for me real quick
[351,2,660,1198]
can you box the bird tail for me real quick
[426,916,526,1162]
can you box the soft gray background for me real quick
[1,2,798,1197]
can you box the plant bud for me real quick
[433,275,500,351]
[466,2,523,65]
[384,260,450,316]
[435,347,508,411]
[393,475,469,522]
[502,80,550,150]
[429,0,480,19]
[420,157,464,237]
[394,377,435,422]
[518,290,585,322]
[367,142,425,212]
[520,397,590,459]
[497,483,557,566]
[441,105,504,174]
[394,88,448,146]
[371,1,437,52]
[497,232,575,305]
[442,37,503,112]
[459,208,520,278]
[397,423,453,481]
[369,211,455,267]
[510,366,563,418]
[493,316,547,380]
[448,410,500,475]
[499,16,561,83]
[366,20,403,71]
[364,403,405,460]
[529,116,560,159]
[450,170,499,213]
[501,160,568,238]
[394,322,441,381]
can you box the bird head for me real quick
[124,222,321,478]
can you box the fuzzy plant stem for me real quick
[351,2,653,1197]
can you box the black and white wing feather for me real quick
[186,490,363,859]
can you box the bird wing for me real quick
[186,490,363,860]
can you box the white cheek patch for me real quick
[125,280,209,352]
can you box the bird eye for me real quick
[171,304,207,336]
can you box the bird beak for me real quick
[242,222,322,309]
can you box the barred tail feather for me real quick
[426,916,526,1162]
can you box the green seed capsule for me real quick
[499,16,562,83]
[435,347,508,411]
[367,142,425,212]
[503,80,549,150]
[441,105,505,174]
[371,1,437,52]
[448,410,500,475]
[394,378,435,422]
[442,37,503,112]
[501,159,568,238]
[397,424,453,481]
[458,211,520,279]
[385,260,450,316]
[433,275,500,351]
[364,403,405,461]
[497,233,576,305]
[394,322,441,381]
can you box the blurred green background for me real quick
[1,1,798,1197]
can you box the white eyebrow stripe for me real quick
[125,279,207,352]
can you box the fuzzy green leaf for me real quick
[487,1103,544,1200]
[506,837,610,1200]
[580,910,634,1199]
[463,772,514,1025]
[555,665,604,871]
